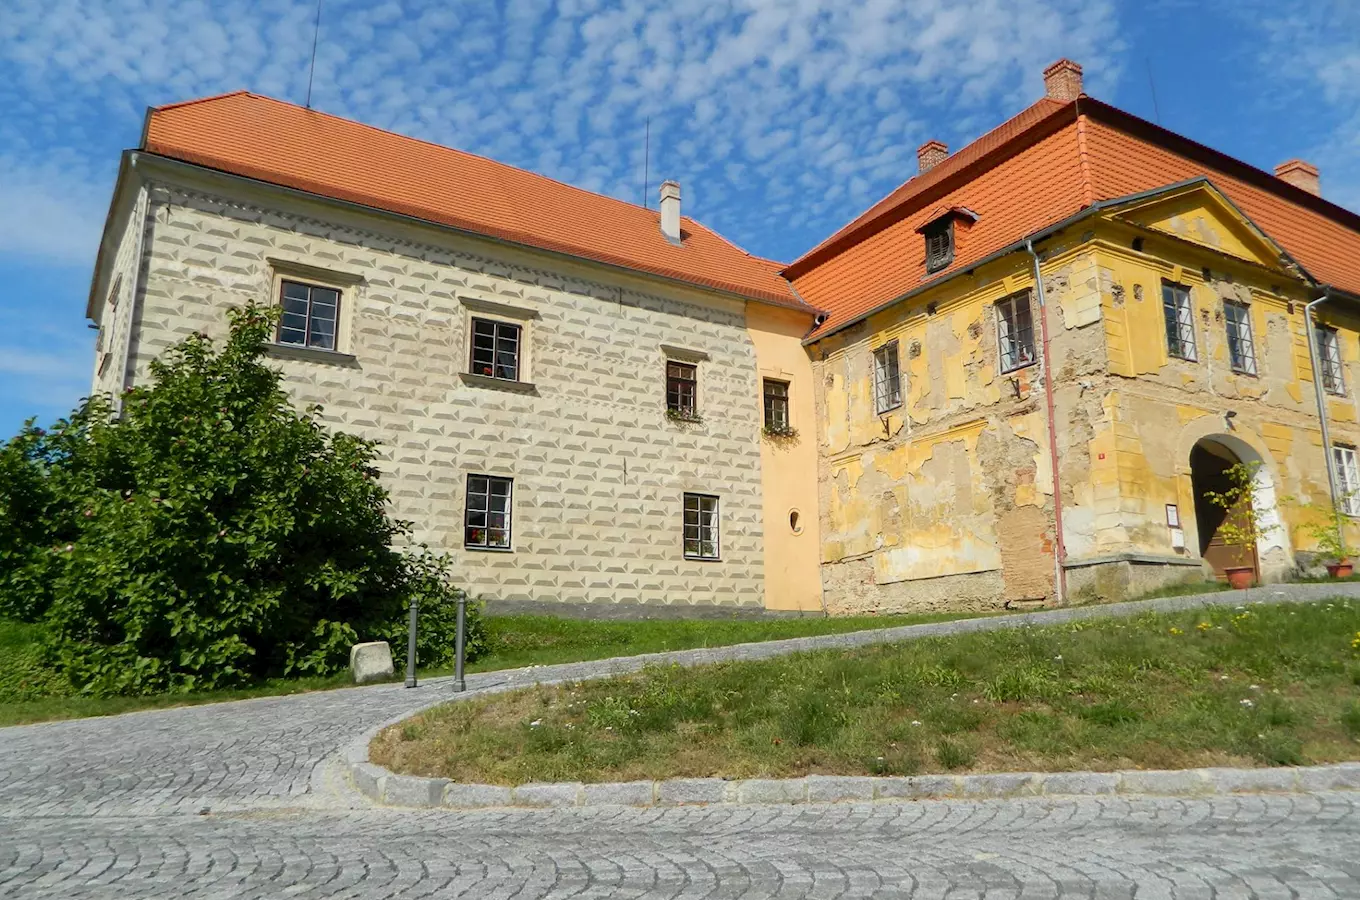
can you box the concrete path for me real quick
[2,583,1358,897]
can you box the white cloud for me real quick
[0,0,1123,263]
[0,153,109,264]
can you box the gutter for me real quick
[1026,239,1069,605]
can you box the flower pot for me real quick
[1326,560,1353,578]
[1224,566,1255,590]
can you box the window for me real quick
[278,280,340,351]
[996,291,1036,373]
[1316,325,1345,395]
[763,379,791,432]
[1334,446,1360,516]
[1161,281,1196,361]
[683,493,720,559]
[666,361,698,418]
[1223,301,1256,375]
[873,341,902,414]
[924,222,954,273]
[471,318,521,381]
[465,475,513,549]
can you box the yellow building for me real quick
[785,60,1360,612]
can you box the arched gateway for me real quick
[1187,434,1283,580]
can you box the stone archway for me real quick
[1185,432,1286,579]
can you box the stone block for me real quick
[874,775,959,801]
[443,782,514,808]
[582,781,655,807]
[350,763,387,801]
[656,778,730,806]
[1203,767,1299,794]
[734,779,806,804]
[349,642,395,684]
[1041,772,1119,796]
[805,775,876,803]
[383,775,448,808]
[1296,763,1360,792]
[513,782,582,808]
[1117,769,1209,795]
[960,773,1040,798]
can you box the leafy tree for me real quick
[0,304,482,695]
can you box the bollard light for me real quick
[404,596,419,688]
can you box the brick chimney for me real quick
[917,140,948,174]
[659,180,682,243]
[1275,159,1320,196]
[1043,59,1083,102]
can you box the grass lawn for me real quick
[0,609,994,727]
[372,599,1360,785]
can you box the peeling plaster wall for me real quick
[812,194,1360,613]
[812,247,1105,614]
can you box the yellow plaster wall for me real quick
[746,302,823,611]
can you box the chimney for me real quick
[1275,159,1320,196]
[917,140,949,174]
[1043,59,1083,102]
[659,180,682,243]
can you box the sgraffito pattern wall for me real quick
[107,173,766,607]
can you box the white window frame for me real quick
[1317,325,1345,396]
[267,259,363,357]
[1223,300,1256,376]
[1162,281,1197,362]
[682,492,720,560]
[1333,446,1360,517]
[465,474,514,550]
[277,279,342,351]
[469,317,523,381]
[996,291,1036,374]
[873,341,902,414]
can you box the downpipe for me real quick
[1305,290,1345,553]
[1026,239,1068,605]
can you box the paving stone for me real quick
[734,778,806,804]
[805,775,876,803]
[443,782,514,808]
[656,778,730,806]
[513,782,582,808]
[382,774,448,808]
[1118,769,1210,795]
[1041,772,1119,795]
[581,781,655,807]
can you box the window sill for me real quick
[1230,367,1259,378]
[465,545,515,553]
[683,555,722,563]
[999,359,1037,376]
[266,343,360,367]
[459,372,539,395]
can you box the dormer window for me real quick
[924,221,954,273]
[917,207,975,276]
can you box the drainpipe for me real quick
[1026,239,1068,604]
[1304,289,1345,552]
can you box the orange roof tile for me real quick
[792,95,1360,341]
[141,92,809,311]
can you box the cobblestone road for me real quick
[2,586,1358,897]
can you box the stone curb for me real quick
[349,763,1360,810]
[330,587,1360,810]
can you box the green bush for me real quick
[0,303,480,695]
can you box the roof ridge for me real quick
[151,90,252,113]
[203,92,673,223]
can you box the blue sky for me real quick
[2,0,1357,436]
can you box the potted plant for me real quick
[1203,460,1277,590]
[1297,497,1353,578]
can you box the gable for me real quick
[1107,182,1293,273]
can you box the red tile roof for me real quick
[141,92,810,311]
[790,95,1360,341]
